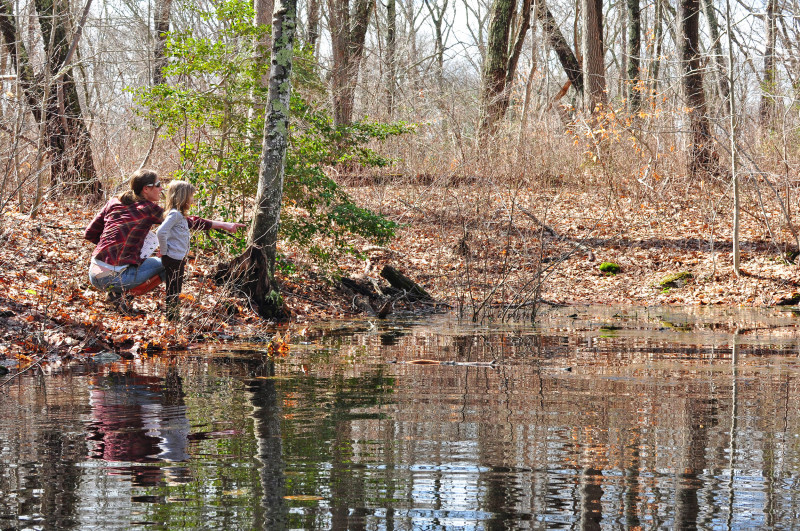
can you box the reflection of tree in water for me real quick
[35,425,86,528]
[86,366,190,487]
[0,371,88,529]
[248,362,289,529]
[270,368,394,530]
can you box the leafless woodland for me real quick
[2,0,800,246]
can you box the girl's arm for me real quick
[185,215,245,233]
[210,220,246,233]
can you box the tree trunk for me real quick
[480,0,516,135]
[35,0,99,197]
[0,0,37,115]
[582,0,606,113]
[480,0,532,136]
[423,0,449,89]
[626,0,641,111]
[386,0,396,117]
[226,0,297,320]
[307,0,320,50]
[760,0,777,126]
[646,0,663,96]
[380,265,432,300]
[152,0,172,86]
[679,0,718,176]
[534,0,583,94]
[328,0,373,127]
[700,0,729,102]
[248,0,274,139]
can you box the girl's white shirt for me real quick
[156,209,191,260]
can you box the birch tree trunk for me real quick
[230,0,297,319]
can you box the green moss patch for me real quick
[658,271,693,289]
[599,262,621,275]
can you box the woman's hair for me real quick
[119,169,159,205]
[165,180,196,214]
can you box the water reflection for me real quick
[3,308,800,529]
[248,364,289,529]
[86,366,191,486]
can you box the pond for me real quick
[3,306,800,529]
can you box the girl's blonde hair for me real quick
[165,180,196,214]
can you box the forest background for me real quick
[2,0,800,356]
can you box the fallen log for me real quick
[380,265,432,300]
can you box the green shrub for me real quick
[132,0,414,270]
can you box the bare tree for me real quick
[760,0,778,125]
[152,0,173,86]
[679,0,718,176]
[423,0,450,88]
[386,0,396,116]
[328,0,373,126]
[480,0,532,135]
[0,0,100,198]
[582,0,606,113]
[626,0,641,110]
[701,0,729,101]
[534,0,583,94]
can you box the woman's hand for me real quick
[213,221,246,233]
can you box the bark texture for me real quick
[534,0,583,94]
[1,0,99,196]
[386,0,396,116]
[582,0,606,113]
[152,0,173,86]
[679,0,718,176]
[626,0,641,110]
[328,0,373,126]
[760,0,777,125]
[228,0,297,320]
[480,0,532,136]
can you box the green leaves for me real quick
[131,0,412,272]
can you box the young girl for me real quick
[156,180,208,321]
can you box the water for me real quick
[3,306,800,529]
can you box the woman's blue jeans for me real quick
[88,257,165,294]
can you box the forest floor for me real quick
[2,180,800,366]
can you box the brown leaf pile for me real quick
[2,181,799,364]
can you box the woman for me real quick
[85,169,243,313]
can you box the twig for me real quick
[0,354,47,388]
